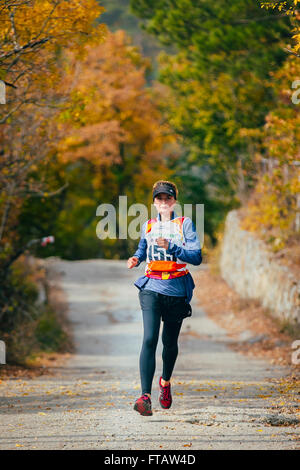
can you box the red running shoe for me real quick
[133,394,152,416]
[159,376,172,409]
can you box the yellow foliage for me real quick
[261,1,300,56]
[242,56,300,249]
[56,30,178,193]
[0,0,107,250]
[0,0,107,107]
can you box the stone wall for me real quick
[219,210,300,325]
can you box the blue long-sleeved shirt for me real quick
[132,211,202,302]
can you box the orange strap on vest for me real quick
[147,261,186,272]
[145,268,188,280]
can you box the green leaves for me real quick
[130,0,292,214]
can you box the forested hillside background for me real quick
[98,0,176,82]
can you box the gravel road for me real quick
[0,258,299,450]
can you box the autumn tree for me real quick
[0,0,107,271]
[42,30,178,259]
[241,56,300,250]
[0,0,107,122]
[0,0,107,362]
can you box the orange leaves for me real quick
[58,121,127,165]
[0,4,178,265]
[56,30,176,186]
[0,0,107,258]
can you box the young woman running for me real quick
[127,180,202,416]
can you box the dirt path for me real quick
[0,258,299,450]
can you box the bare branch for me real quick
[0,37,51,61]
[0,180,16,242]
[32,1,59,42]
[27,181,69,198]
[2,80,17,88]
[0,99,27,124]
[232,13,288,24]
[283,47,300,58]
[8,6,20,51]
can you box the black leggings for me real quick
[138,290,183,395]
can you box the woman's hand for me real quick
[156,238,169,250]
[127,256,139,269]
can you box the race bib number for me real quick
[147,244,174,261]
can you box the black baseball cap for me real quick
[153,183,177,201]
